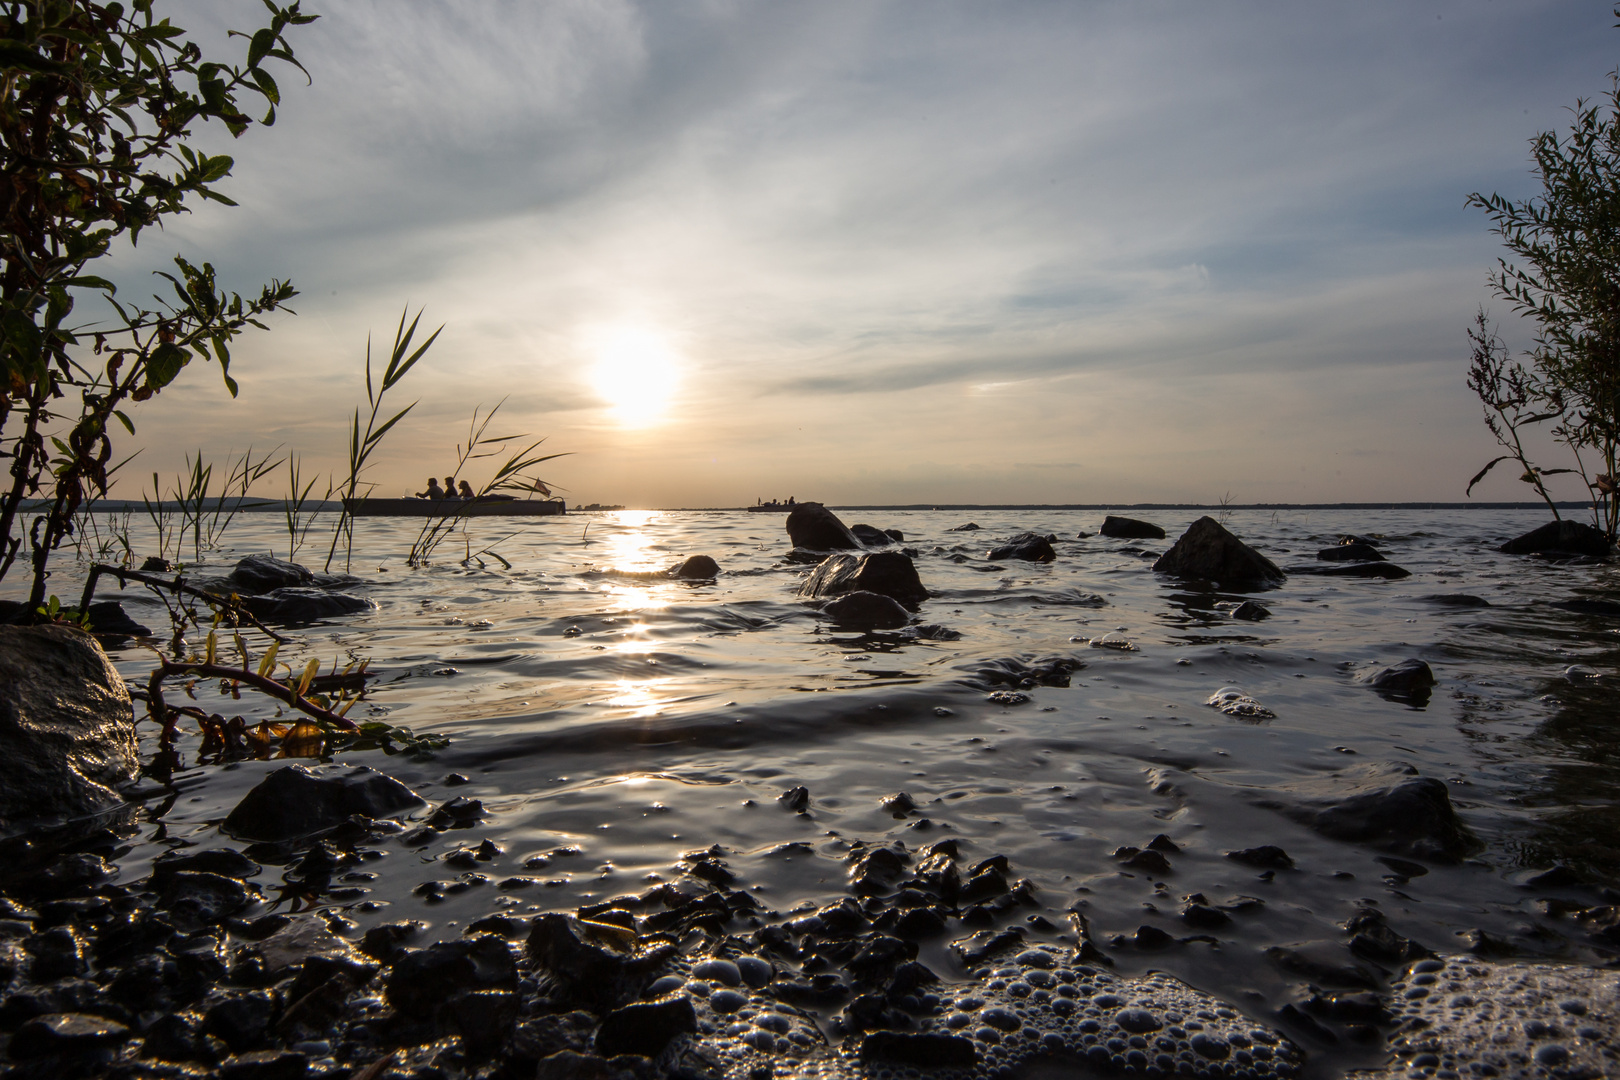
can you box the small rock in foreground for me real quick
[222,764,426,843]
[1206,686,1275,719]
[798,551,928,606]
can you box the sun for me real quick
[586,326,681,428]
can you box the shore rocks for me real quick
[820,591,912,630]
[1260,762,1478,863]
[799,552,928,607]
[1499,519,1613,558]
[0,626,138,830]
[222,765,425,843]
[785,502,862,551]
[986,532,1056,562]
[1100,515,1165,540]
[1153,516,1285,587]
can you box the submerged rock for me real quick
[785,502,862,551]
[1230,600,1271,621]
[1499,519,1613,557]
[0,625,138,830]
[986,532,1056,562]
[820,590,912,630]
[848,524,898,547]
[1260,761,1478,863]
[1314,562,1411,579]
[1360,658,1436,700]
[799,551,928,607]
[238,587,373,623]
[1206,686,1275,719]
[947,522,981,532]
[222,765,425,843]
[225,554,314,593]
[1100,515,1165,540]
[1153,516,1285,587]
[84,601,150,639]
[1316,543,1385,562]
[1373,956,1619,1080]
[668,555,720,580]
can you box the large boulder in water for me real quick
[988,532,1056,562]
[799,551,928,607]
[223,764,425,843]
[225,554,314,593]
[1257,762,1477,863]
[0,626,138,830]
[1153,516,1285,587]
[1499,520,1613,558]
[849,524,896,546]
[1100,515,1165,540]
[786,502,862,551]
[237,588,374,624]
[669,555,720,579]
[821,590,912,630]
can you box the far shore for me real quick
[45,498,1597,513]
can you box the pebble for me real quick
[1206,686,1276,719]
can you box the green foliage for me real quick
[1466,35,1620,537]
[0,0,316,611]
[33,592,88,628]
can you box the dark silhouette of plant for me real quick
[0,0,316,612]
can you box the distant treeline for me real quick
[51,499,1588,514]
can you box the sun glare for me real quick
[587,326,681,428]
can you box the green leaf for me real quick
[247,27,275,68]
[145,342,189,389]
[199,154,233,182]
[114,411,135,435]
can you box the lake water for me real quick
[36,506,1620,1075]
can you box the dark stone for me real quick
[669,555,720,579]
[849,524,894,546]
[1263,762,1478,863]
[428,796,486,829]
[798,551,927,607]
[385,934,517,1019]
[883,529,904,542]
[820,591,911,630]
[1231,600,1270,621]
[152,848,261,882]
[221,765,424,843]
[1362,659,1437,700]
[203,991,278,1052]
[0,625,138,829]
[1552,597,1620,616]
[1500,520,1613,557]
[156,871,252,927]
[1316,543,1385,562]
[1315,562,1411,579]
[987,532,1056,562]
[1265,946,1381,990]
[237,587,372,624]
[448,989,518,1058]
[225,555,314,593]
[218,1050,310,1080]
[785,502,862,551]
[1100,516,1165,540]
[24,926,87,980]
[947,522,980,531]
[140,556,172,572]
[1423,594,1489,607]
[777,786,810,812]
[85,601,150,639]
[1119,849,1172,875]
[894,907,947,938]
[8,1012,131,1058]
[860,1031,976,1068]
[535,1051,652,1080]
[1226,846,1294,869]
[527,914,672,1011]
[1152,517,1285,587]
[595,995,697,1057]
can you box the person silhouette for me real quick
[458,480,475,499]
[443,477,456,498]
[416,477,443,499]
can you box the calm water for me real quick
[35,507,1620,1074]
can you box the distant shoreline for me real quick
[56,499,1591,513]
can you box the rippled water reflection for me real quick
[28,506,1620,1075]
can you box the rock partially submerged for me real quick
[820,591,912,630]
[1317,543,1384,562]
[222,764,426,843]
[1368,956,1620,1080]
[848,524,902,546]
[1259,762,1478,864]
[0,626,138,831]
[238,587,374,623]
[1153,516,1285,588]
[1360,659,1436,701]
[1499,520,1613,558]
[785,503,862,551]
[799,551,928,607]
[986,532,1056,562]
[669,555,720,580]
[1100,515,1165,540]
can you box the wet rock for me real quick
[85,600,150,639]
[1345,908,1432,964]
[1227,845,1295,869]
[222,765,425,843]
[24,926,87,980]
[798,551,928,606]
[849,524,895,546]
[861,1030,977,1067]
[218,1049,310,1080]
[1423,593,1489,607]
[157,871,254,928]
[527,913,674,1011]
[1153,516,1285,587]
[785,502,862,550]
[7,1011,131,1058]
[1552,597,1620,616]
[1207,686,1275,719]
[777,786,810,812]
[385,934,517,1019]
[1266,944,1382,990]
[1261,761,1478,863]
[1100,515,1165,540]
[204,990,278,1052]
[595,994,697,1057]
[226,555,314,593]
[987,532,1056,562]
[536,1050,653,1080]
[669,555,720,579]
[948,522,980,531]
[1315,562,1411,579]
[1230,600,1271,620]
[238,587,373,623]
[1316,543,1385,562]
[448,988,519,1058]
[1117,848,1172,875]
[820,590,911,630]
[0,625,138,829]
[152,848,262,882]
[428,795,486,828]
[1374,956,1619,1080]
[970,655,1081,690]
[1500,519,1613,557]
[1360,658,1437,700]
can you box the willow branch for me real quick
[155,659,358,731]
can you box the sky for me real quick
[93,1,1616,508]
